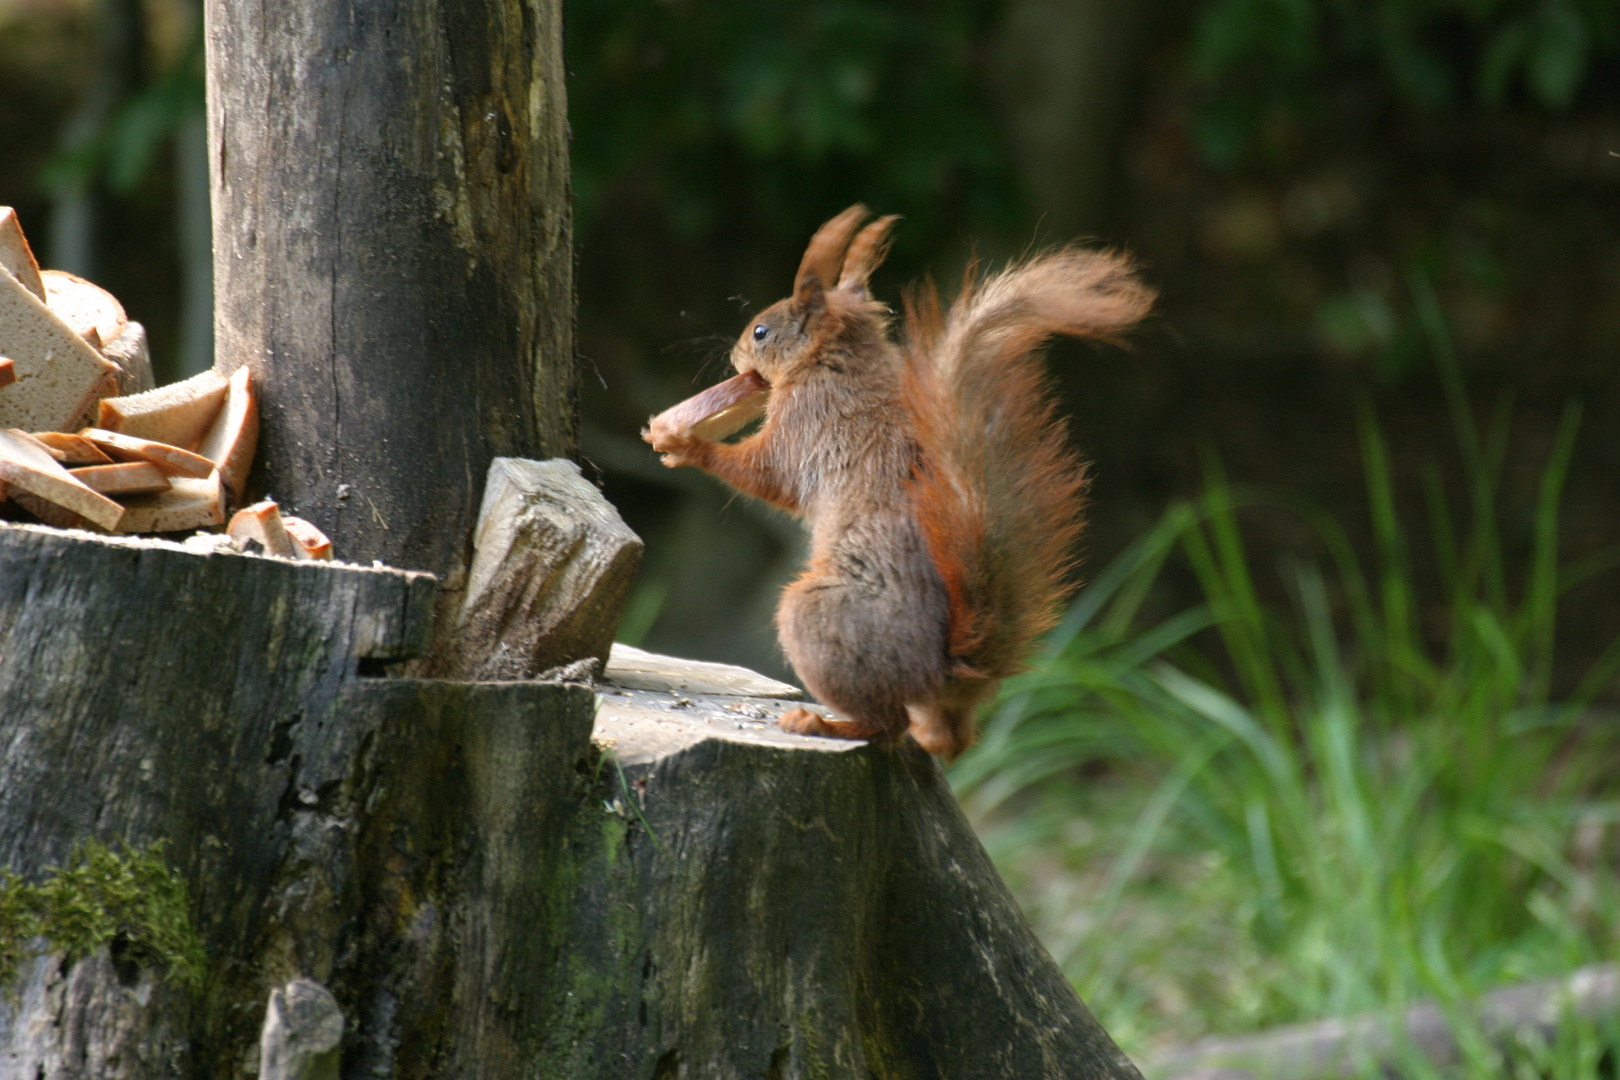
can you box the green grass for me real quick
[951,381,1620,1068]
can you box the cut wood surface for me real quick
[197,365,256,498]
[0,207,44,302]
[426,457,643,679]
[0,261,116,432]
[1146,963,1620,1080]
[604,641,804,699]
[41,269,126,346]
[0,428,125,529]
[101,320,156,396]
[81,428,217,478]
[115,473,225,533]
[68,461,171,496]
[97,367,229,449]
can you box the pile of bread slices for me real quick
[0,206,329,559]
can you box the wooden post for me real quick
[204,0,574,582]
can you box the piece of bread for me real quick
[649,369,770,442]
[198,366,258,500]
[29,431,114,464]
[9,490,103,531]
[0,427,125,530]
[0,208,45,303]
[96,368,228,451]
[0,357,14,389]
[12,430,66,460]
[80,428,217,478]
[227,499,300,558]
[41,269,125,347]
[282,516,333,561]
[68,461,171,497]
[0,266,118,432]
[101,321,155,395]
[114,472,225,533]
[68,370,123,433]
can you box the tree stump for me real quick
[0,522,1143,1080]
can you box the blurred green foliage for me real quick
[39,29,202,198]
[1192,0,1620,166]
[952,295,1620,1048]
[566,0,1021,252]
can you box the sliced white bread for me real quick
[647,369,770,445]
[68,461,171,497]
[96,368,228,450]
[115,472,225,533]
[41,269,125,346]
[0,208,45,303]
[227,499,300,558]
[198,366,258,500]
[79,428,216,478]
[0,427,125,530]
[28,431,113,464]
[0,268,117,432]
[282,516,334,560]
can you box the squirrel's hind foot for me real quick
[778,707,892,744]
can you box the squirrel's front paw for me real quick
[642,417,699,466]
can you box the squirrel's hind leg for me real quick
[774,561,946,748]
[905,678,996,761]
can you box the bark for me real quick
[204,0,575,583]
[0,522,1144,1080]
[582,685,1145,1080]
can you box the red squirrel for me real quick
[643,206,1153,759]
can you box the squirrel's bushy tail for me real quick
[904,249,1153,701]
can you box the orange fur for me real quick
[643,208,1155,759]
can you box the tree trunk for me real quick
[0,523,1144,1080]
[205,0,575,584]
[993,0,1166,239]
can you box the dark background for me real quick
[2,0,1616,683]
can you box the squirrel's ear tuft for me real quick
[795,205,868,301]
[836,214,900,298]
[793,269,828,312]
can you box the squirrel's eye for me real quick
[752,324,769,342]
